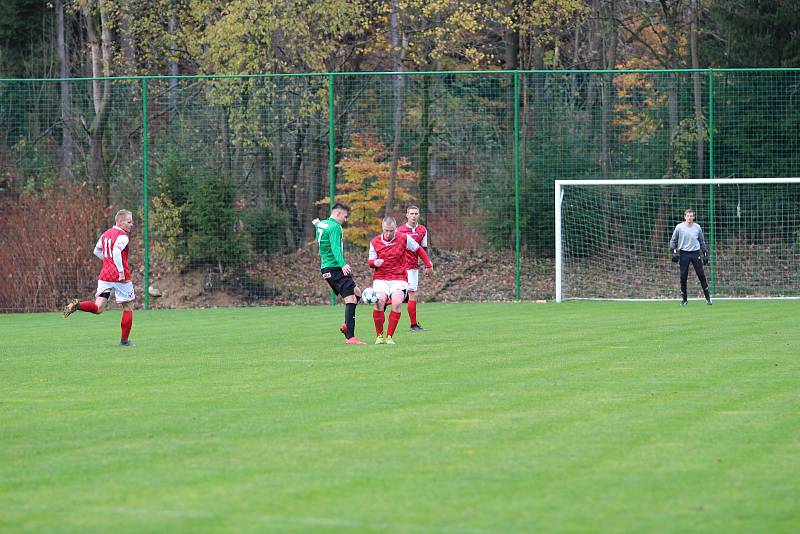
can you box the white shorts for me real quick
[372,279,408,298]
[96,280,136,303]
[406,269,419,291]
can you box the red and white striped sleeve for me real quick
[368,241,378,268]
[93,237,104,260]
[407,235,432,268]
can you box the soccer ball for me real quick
[361,287,379,304]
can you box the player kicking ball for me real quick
[63,209,136,346]
[368,216,433,345]
[314,203,367,345]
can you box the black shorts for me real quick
[321,267,356,298]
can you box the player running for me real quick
[314,202,366,345]
[396,205,429,332]
[369,216,433,345]
[63,209,136,346]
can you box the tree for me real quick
[616,0,700,246]
[194,0,368,74]
[319,133,417,247]
[688,0,705,180]
[701,0,800,68]
[188,0,369,247]
[186,170,246,273]
[0,0,52,78]
[55,0,74,180]
[79,0,114,201]
[385,0,405,216]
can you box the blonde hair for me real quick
[115,209,132,224]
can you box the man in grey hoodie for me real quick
[669,208,712,306]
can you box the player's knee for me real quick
[392,292,404,310]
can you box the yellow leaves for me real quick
[618,14,690,70]
[508,0,588,33]
[614,109,658,143]
[377,0,587,69]
[150,190,187,272]
[197,0,367,75]
[612,72,666,142]
[464,47,487,66]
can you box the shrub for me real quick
[185,172,247,268]
[152,148,247,271]
[243,206,289,257]
[150,191,187,273]
[0,183,112,311]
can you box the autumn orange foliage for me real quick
[319,133,417,247]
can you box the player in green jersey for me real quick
[314,202,366,345]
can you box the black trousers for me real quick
[679,250,709,299]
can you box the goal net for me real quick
[555,178,800,301]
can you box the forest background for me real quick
[1,0,799,309]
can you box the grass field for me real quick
[1,301,799,532]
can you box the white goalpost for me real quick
[554,178,800,302]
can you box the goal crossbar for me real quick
[556,178,800,187]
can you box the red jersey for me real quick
[396,222,428,269]
[94,226,131,282]
[369,233,432,281]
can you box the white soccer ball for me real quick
[361,287,379,304]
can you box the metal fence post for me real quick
[514,71,521,301]
[708,68,716,294]
[328,73,336,306]
[142,77,150,310]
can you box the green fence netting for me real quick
[1,69,799,310]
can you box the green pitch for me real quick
[1,301,798,532]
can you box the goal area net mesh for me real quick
[555,179,800,301]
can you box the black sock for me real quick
[345,303,356,339]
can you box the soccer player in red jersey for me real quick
[63,209,136,346]
[395,205,429,332]
[368,216,433,345]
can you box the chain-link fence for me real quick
[2,69,799,310]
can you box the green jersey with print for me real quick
[315,217,346,269]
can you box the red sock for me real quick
[408,300,417,324]
[372,309,385,336]
[121,310,133,341]
[387,310,401,337]
[79,301,99,314]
